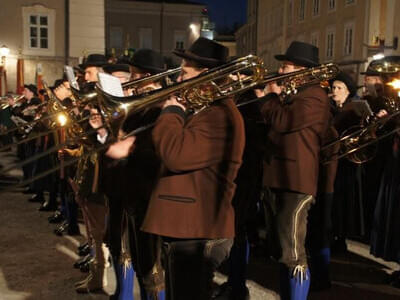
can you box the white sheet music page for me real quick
[98,72,124,97]
[64,66,80,90]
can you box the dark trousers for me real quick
[162,238,233,300]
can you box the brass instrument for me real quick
[323,57,400,164]
[0,94,24,110]
[96,55,265,138]
[262,63,340,96]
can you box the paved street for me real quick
[1,148,400,300]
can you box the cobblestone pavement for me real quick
[1,148,399,300]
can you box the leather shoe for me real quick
[80,258,94,273]
[48,211,64,224]
[29,194,43,203]
[78,244,91,257]
[74,254,93,269]
[78,242,89,252]
[54,221,68,236]
[213,283,250,300]
[38,202,57,212]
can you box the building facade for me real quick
[251,0,400,82]
[235,0,257,57]
[105,0,206,65]
[0,0,105,95]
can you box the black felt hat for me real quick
[79,54,108,69]
[129,49,166,74]
[173,37,229,68]
[330,71,357,98]
[24,84,38,96]
[103,63,131,74]
[275,41,319,67]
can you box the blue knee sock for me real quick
[280,265,310,300]
[117,263,134,300]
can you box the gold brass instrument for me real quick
[96,55,265,139]
[0,94,24,110]
[262,63,340,95]
[323,57,400,164]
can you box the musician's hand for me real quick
[376,109,388,118]
[57,149,64,160]
[264,82,282,95]
[106,136,136,159]
[162,95,186,111]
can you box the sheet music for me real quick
[97,72,124,97]
[64,66,80,90]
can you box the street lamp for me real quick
[189,23,200,39]
[0,45,10,65]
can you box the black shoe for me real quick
[67,226,80,236]
[38,202,57,212]
[213,283,250,300]
[78,242,89,252]
[78,244,91,257]
[54,221,68,236]
[29,194,43,202]
[48,211,64,224]
[79,258,94,273]
[74,254,93,269]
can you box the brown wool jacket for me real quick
[261,85,331,197]
[141,98,245,239]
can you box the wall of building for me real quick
[70,0,105,58]
[106,0,205,64]
[0,0,66,94]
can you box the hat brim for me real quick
[275,54,319,67]
[360,71,381,76]
[173,49,226,68]
[79,61,107,70]
[103,64,131,74]
[129,61,166,74]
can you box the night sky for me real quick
[194,0,247,31]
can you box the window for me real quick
[311,31,319,47]
[313,0,320,17]
[299,0,306,21]
[174,30,185,50]
[328,0,336,10]
[22,5,55,56]
[109,27,123,50]
[288,0,293,25]
[139,28,152,49]
[326,28,335,59]
[29,15,49,49]
[344,23,354,56]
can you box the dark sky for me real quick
[193,0,247,31]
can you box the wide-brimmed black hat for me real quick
[129,49,166,74]
[275,41,319,67]
[24,84,38,96]
[173,37,229,68]
[330,71,357,98]
[103,62,131,74]
[79,54,108,69]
